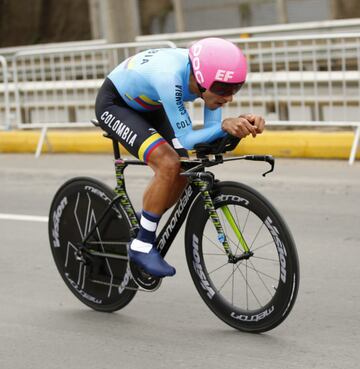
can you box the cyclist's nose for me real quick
[223,95,233,103]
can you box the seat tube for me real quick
[114,159,139,233]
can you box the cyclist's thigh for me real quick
[145,108,189,158]
[95,80,167,162]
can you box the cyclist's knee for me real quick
[148,146,181,180]
[157,155,181,180]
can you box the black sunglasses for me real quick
[209,81,245,96]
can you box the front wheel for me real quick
[185,181,299,332]
[48,177,137,312]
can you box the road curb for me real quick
[0,130,359,159]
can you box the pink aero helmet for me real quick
[189,37,247,96]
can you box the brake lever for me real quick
[262,156,275,177]
[243,155,275,176]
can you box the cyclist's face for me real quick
[202,89,233,110]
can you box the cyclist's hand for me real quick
[222,114,265,138]
[242,114,266,135]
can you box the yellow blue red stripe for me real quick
[140,95,161,106]
[134,95,161,111]
[138,133,166,162]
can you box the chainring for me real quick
[129,260,162,291]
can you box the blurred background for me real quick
[1,0,360,45]
[0,0,359,163]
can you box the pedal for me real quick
[129,260,162,291]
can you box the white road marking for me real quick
[0,213,48,222]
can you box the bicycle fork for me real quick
[191,176,253,263]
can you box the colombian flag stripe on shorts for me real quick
[138,133,166,162]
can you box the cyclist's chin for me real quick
[205,101,223,110]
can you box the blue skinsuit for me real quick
[107,48,226,150]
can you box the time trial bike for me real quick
[48,120,299,333]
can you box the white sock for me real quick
[130,239,153,253]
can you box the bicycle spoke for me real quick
[242,209,250,233]
[234,205,241,232]
[252,255,279,263]
[248,260,274,297]
[251,240,274,252]
[235,264,262,308]
[231,264,235,306]
[244,263,279,282]
[225,233,240,250]
[250,221,265,250]
[246,260,249,310]
[203,233,226,254]
[208,261,229,275]
[218,267,238,293]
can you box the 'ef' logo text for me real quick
[215,69,234,81]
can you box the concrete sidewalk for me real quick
[0,129,359,159]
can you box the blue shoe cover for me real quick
[128,247,176,277]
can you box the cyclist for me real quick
[95,37,265,278]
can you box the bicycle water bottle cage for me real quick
[194,135,240,158]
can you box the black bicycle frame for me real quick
[79,157,202,261]
[112,156,202,258]
[155,183,200,256]
[80,133,274,260]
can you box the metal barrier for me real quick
[188,33,360,164]
[8,34,360,163]
[228,33,360,121]
[0,55,10,130]
[0,39,107,60]
[136,18,360,46]
[11,41,175,157]
[12,41,176,130]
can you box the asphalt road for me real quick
[0,154,359,369]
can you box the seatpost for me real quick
[112,139,121,160]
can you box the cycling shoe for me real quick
[128,247,176,277]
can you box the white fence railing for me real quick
[0,55,10,130]
[188,33,360,164]
[221,33,360,123]
[11,41,175,129]
[3,34,360,163]
[136,18,360,47]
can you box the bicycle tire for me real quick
[48,177,137,312]
[185,181,299,332]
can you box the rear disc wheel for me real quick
[48,177,137,312]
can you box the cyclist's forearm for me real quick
[177,125,226,149]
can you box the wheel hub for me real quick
[228,251,254,264]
